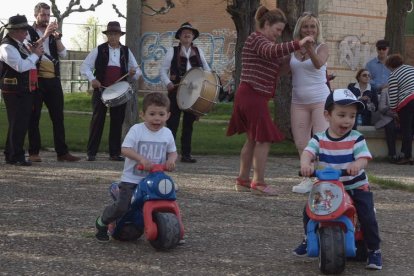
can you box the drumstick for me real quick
[112,72,130,84]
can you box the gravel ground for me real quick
[0,152,413,276]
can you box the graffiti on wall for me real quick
[338,35,377,70]
[139,29,236,89]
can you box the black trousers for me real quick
[383,119,398,157]
[398,99,414,159]
[101,182,136,225]
[28,77,68,156]
[87,89,126,157]
[166,90,196,156]
[3,92,33,162]
[302,188,381,251]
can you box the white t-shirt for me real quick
[120,123,177,183]
[290,44,330,104]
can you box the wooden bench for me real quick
[357,126,413,158]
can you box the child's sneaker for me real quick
[293,239,307,256]
[292,178,314,193]
[366,249,382,270]
[95,217,109,242]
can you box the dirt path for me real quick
[1,152,413,275]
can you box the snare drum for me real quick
[101,81,134,107]
[177,68,219,116]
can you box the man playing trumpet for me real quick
[27,2,80,162]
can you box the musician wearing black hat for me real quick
[0,14,43,166]
[159,22,211,163]
[80,21,141,162]
[27,2,81,163]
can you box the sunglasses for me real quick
[377,47,387,51]
[361,73,371,77]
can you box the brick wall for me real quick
[319,0,388,89]
[139,0,275,92]
[137,0,392,92]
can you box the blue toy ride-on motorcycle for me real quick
[304,167,368,274]
[108,164,184,250]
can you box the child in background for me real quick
[95,92,177,241]
[293,89,382,270]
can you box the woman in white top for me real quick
[290,12,330,193]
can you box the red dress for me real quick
[226,82,284,143]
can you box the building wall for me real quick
[139,0,275,92]
[319,0,388,89]
[138,0,391,92]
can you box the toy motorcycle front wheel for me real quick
[319,226,346,274]
[149,212,181,250]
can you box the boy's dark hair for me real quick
[34,2,51,16]
[142,92,170,112]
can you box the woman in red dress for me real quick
[227,6,314,195]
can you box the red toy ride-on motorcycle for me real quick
[304,167,367,274]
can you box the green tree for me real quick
[70,17,102,51]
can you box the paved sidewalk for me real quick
[1,152,413,275]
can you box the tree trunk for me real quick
[123,0,142,137]
[385,0,411,56]
[226,0,260,88]
[275,0,317,139]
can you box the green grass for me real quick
[1,93,412,191]
[0,92,293,156]
[368,174,414,192]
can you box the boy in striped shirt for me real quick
[293,89,382,270]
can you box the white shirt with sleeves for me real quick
[0,39,39,72]
[159,45,211,87]
[80,45,142,82]
[120,123,177,184]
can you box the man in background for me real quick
[27,2,80,162]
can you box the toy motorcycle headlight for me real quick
[156,178,174,196]
[308,181,343,215]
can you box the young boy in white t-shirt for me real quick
[95,92,177,241]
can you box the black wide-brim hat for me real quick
[5,14,30,30]
[175,22,199,40]
[102,21,126,35]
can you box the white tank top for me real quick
[290,44,330,104]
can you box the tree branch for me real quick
[49,0,103,22]
[113,0,175,18]
[112,3,126,19]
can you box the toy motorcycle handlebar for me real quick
[136,164,169,172]
[299,168,350,178]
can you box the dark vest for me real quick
[94,43,129,83]
[0,35,31,93]
[170,44,202,85]
[27,26,60,77]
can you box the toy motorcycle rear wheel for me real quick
[318,226,346,274]
[149,212,181,250]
